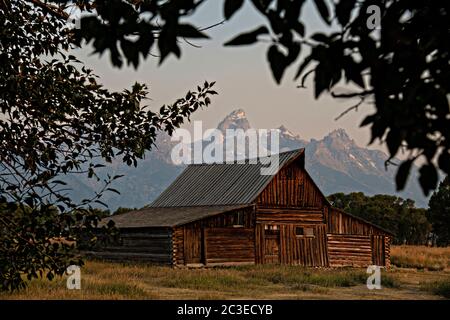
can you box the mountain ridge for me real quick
[65,109,429,210]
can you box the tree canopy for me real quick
[427,176,450,246]
[0,0,216,290]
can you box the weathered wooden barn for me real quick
[96,149,393,268]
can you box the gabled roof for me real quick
[101,205,251,228]
[150,149,305,207]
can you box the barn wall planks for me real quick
[371,235,386,266]
[327,234,372,267]
[255,224,265,264]
[172,227,184,265]
[204,228,255,264]
[89,227,172,264]
[254,223,329,266]
[327,208,386,235]
[184,225,202,263]
[279,224,329,266]
[174,207,255,266]
[256,163,325,208]
[384,236,391,269]
[256,208,325,224]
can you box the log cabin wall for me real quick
[203,227,255,265]
[254,220,329,266]
[326,207,391,267]
[172,207,255,266]
[327,234,372,267]
[279,224,329,266]
[89,227,173,264]
[326,207,386,235]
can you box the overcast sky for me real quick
[73,0,388,153]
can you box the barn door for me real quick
[184,227,202,264]
[280,225,329,266]
[264,225,280,264]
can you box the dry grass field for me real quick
[1,245,449,300]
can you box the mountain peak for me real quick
[228,109,246,119]
[327,128,353,142]
[322,128,355,150]
[329,128,350,138]
[278,125,298,139]
[217,109,251,132]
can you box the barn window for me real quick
[264,224,280,235]
[296,227,314,237]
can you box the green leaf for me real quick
[267,45,287,84]
[52,180,67,186]
[343,56,365,88]
[106,188,121,195]
[293,21,305,37]
[311,33,328,43]
[396,159,413,191]
[386,129,401,157]
[313,0,330,25]
[438,151,450,175]
[335,0,357,26]
[419,163,438,196]
[120,39,139,69]
[294,54,313,80]
[360,114,376,127]
[224,0,244,20]
[177,24,210,39]
[94,199,108,208]
[224,26,269,46]
[313,62,331,98]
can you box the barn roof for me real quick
[150,149,304,207]
[100,204,251,228]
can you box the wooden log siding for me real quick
[89,228,172,264]
[371,235,386,266]
[173,207,255,266]
[279,224,329,266]
[255,224,265,264]
[327,207,385,235]
[255,223,328,266]
[385,236,391,269]
[256,208,325,224]
[256,163,324,208]
[204,228,255,265]
[172,227,184,266]
[327,234,372,267]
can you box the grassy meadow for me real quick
[1,245,449,300]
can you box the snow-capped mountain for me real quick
[217,108,251,132]
[208,110,428,207]
[65,109,429,210]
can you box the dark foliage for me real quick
[0,0,216,290]
[427,176,450,246]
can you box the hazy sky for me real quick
[74,0,387,153]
